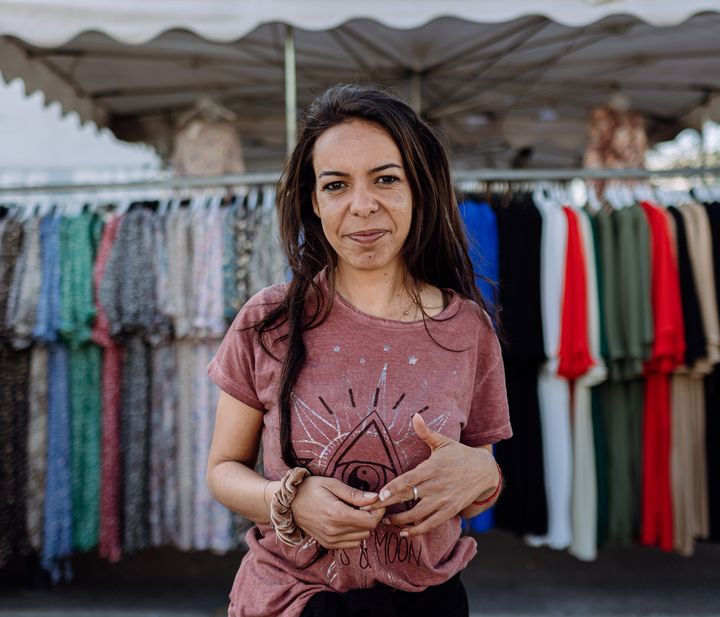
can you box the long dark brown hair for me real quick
[255,84,494,469]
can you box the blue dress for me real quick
[460,200,499,533]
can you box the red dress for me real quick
[639,201,685,552]
[92,216,125,563]
[558,207,593,381]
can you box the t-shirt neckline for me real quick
[316,267,462,329]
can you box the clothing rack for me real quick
[453,166,720,182]
[1,167,720,196]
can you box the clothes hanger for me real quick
[247,187,260,211]
[207,193,222,213]
[586,182,603,212]
[532,181,555,210]
[116,196,133,216]
[603,181,621,210]
[633,182,654,204]
[263,185,276,210]
[619,182,635,208]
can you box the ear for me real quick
[311,188,320,217]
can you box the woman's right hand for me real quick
[290,476,385,549]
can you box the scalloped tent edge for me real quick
[1,1,719,168]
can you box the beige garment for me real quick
[670,374,709,556]
[679,204,720,371]
[171,120,245,177]
[175,340,195,551]
[584,104,647,169]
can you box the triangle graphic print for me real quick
[324,411,402,494]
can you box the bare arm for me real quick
[206,390,279,524]
[458,445,502,519]
[206,389,386,545]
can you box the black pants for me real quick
[299,573,469,617]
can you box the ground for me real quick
[2,530,719,616]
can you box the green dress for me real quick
[59,212,103,552]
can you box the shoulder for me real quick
[440,292,496,341]
[231,283,289,330]
[450,292,489,321]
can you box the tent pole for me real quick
[700,102,711,170]
[284,25,298,156]
[410,72,422,114]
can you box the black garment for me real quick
[703,202,720,540]
[121,335,152,553]
[0,220,30,567]
[299,573,469,617]
[492,193,548,536]
[667,207,706,367]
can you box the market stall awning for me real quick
[2,1,720,169]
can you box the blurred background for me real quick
[1,1,720,616]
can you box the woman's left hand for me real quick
[365,413,499,537]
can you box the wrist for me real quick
[263,480,282,517]
[472,462,503,507]
[270,467,310,546]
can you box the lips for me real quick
[346,229,387,244]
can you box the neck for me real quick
[333,263,417,319]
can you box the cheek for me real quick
[388,189,413,230]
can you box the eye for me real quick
[376,175,399,185]
[322,181,346,192]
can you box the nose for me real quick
[348,185,379,217]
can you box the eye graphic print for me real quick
[325,412,402,494]
[337,462,395,493]
[290,362,448,488]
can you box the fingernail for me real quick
[363,492,377,499]
[399,531,409,537]
[382,518,390,525]
[359,505,372,511]
[379,489,391,501]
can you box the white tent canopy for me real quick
[2,0,720,169]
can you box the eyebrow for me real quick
[318,163,403,178]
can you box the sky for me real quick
[0,74,159,185]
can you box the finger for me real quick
[412,413,451,450]
[325,500,386,530]
[332,508,385,534]
[325,479,379,508]
[398,509,451,538]
[375,472,429,508]
[385,500,436,527]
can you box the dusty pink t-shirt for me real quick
[207,275,512,617]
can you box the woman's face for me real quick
[311,119,412,278]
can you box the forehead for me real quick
[312,120,402,171]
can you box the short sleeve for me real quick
[207,285,287,411]
[460,312,513,447]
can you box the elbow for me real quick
[206,462,219,499]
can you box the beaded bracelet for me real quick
[471,463,503,507]
[270,467,310,546]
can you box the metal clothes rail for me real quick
[1,166,720,196]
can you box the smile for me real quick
[346,230,387,244]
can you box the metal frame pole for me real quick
[410,72,422,114]
[3,167,720,196]
[284,25,297,156]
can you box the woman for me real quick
[206,84,512,617]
